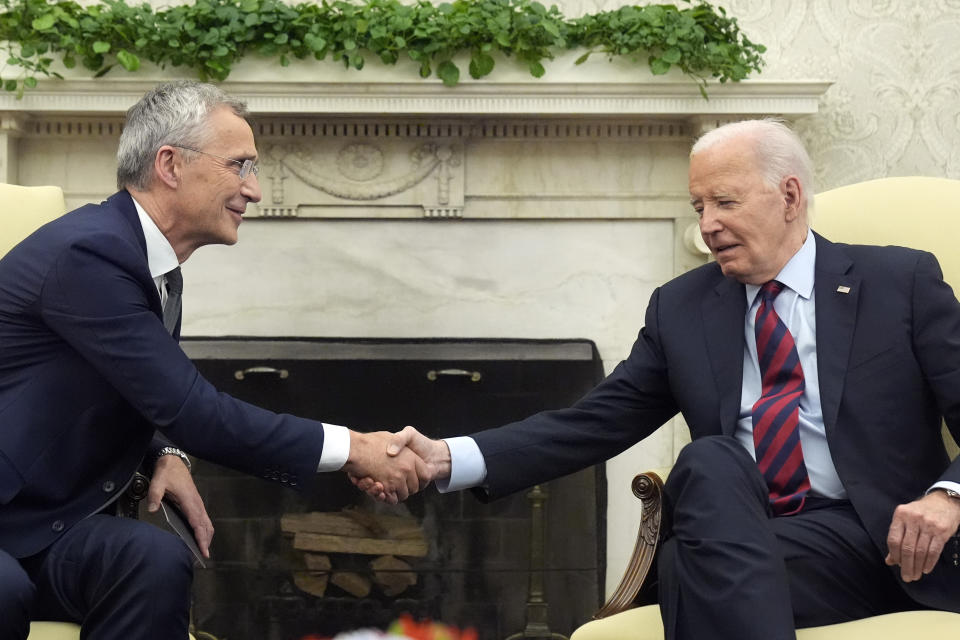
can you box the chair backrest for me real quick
[812,176,960,459]
[1,183,67,257]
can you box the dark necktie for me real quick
[751,281,810,515]
[162,267,182,335]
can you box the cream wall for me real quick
[567,0,960,185]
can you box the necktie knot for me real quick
[760,280,784,303]
[165,267,183,295]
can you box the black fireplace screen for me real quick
[175,337,606,640]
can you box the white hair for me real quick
[691,118,815,210]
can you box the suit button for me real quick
[102,481,116,492]
[290,476,298,487]
[280,473,289,484]
[52,520,65,532]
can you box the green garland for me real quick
[0,0,765,97]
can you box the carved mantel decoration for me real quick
[0,72,829,239]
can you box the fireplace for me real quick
[176,337,605,640]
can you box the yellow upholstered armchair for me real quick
[1,183,196,640]
[573,177,960,640]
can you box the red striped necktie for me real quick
[751,280,811,516]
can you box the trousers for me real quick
[657,436,918,640]
[0,514,194,640]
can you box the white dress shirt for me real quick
[132,197,350,472]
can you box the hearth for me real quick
[179,338,605,640]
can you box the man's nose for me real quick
[699,205,722,234]
[241,173,262,203]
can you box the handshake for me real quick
[343,426,451,504]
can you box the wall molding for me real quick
[0,78,831,118]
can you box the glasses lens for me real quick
[239,160,259,180]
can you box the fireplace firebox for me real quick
[178,337,606,640]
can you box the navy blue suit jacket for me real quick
[0,191,325,558]
[472,233,960,610]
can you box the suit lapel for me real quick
[702,276,747,436]
[813,233,859,437]
[107,190,163,317]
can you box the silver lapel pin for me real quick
[836,285,851,294]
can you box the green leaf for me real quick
[93,63,114,78]
[542,21,560,37]
[468,52,494,79]
[437,59,459,86]
[116,49,140,71]
[240,0,258,11]
[649,57,671,75]
[31,14,56,30]
[529,61,545,77]
[4,79,18,92]
[304,34,327,52]
[62,54,76,69]
[574,51,591,65]
[92,41,111,54]
[23,76,37,88]
[662,48,682,64]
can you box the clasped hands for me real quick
[344,426,450,504]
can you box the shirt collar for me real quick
[132,196,179,279]
[745,229,816,306]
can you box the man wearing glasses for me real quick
[0,81,430,639]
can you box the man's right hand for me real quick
[342,430,430,504]
[350,426,452,501]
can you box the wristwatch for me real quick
[155,446,192,472]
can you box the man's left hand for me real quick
[886,490,960,582]
[148,454,215,559]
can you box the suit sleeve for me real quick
[472,286,680,499]
[912,251,960,485]
[38,234,326,485]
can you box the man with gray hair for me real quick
[367,118,960,637]
[0,81,429,639]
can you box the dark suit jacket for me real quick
[0,190,325,558]
[472,233,960,610]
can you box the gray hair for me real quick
[691,118,815,209]
[116,81,249,190]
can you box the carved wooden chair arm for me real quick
[114,471,152,519]
[594,469,666,619]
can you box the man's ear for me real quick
[782,176,803,222]
[154,146,180,189]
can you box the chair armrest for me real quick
[594,467,669,619]
[114,471,151,519]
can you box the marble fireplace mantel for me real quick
[0,76,830,118]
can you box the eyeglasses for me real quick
[173,145,260,180]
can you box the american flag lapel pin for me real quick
[836,285,851,294]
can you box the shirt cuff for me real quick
[929,480,960,496]
[437,436,487,493]
[317,423,350,472]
